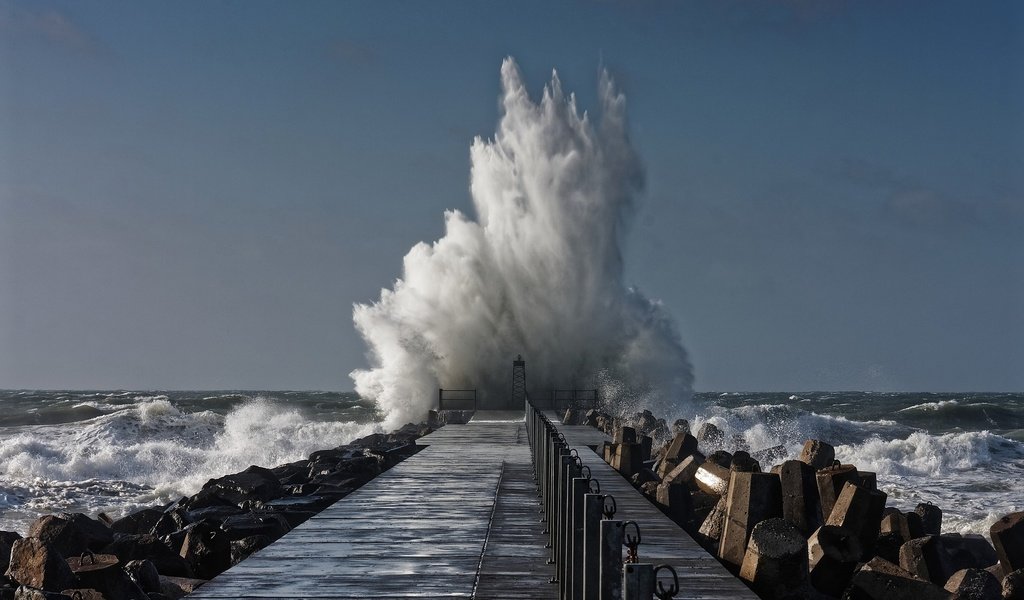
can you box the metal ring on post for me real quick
[602,495,617,519]
[654,564,680,600]
[581,465,591,480]
[623,521,641,564]
[572,455,583,469]
[568,447,579,458]
[588,478,600,494]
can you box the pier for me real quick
[190,405,755,598]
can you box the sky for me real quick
[0,0,1021,392]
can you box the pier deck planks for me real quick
[190,416,555,599]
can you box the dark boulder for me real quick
[110,510,164,537]
[229,536,271,567]
[4,539,75,592]
[55,515,112,553]
[192,466,284,510]
[1,532,23,572]
[218,513,289,543]
[102,535,192,578]
[26,517,88,559]
[123,560,160,594]
[942,568,1001,599]
[178,522,230,581]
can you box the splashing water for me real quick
[351,58,693,427]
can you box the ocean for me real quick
[0,390,1021,538]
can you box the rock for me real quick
[123,560,161,594]
[110,509,165,537]
[991,512,1024,575]
[102,535,192,578]
[178,522,230,581]
[698,497,728,552]
[150,510,190,540]
[67,554,148,600]
[739,518,808,599]
[59,591,103,600]
[671,419,689,435]
[157,576,206,600]
[27,517,88,559]
[694,461,731,497]
[55,515,113,553]
[639,480,659,499]
[900,535,955,586]
[228,535,271,566]
[696,423,724,450]
[218,513,290,543]
[916,503,943,536]
[1003,568,1024,600]
[753,445,787,467]
[4,539,75,592]
[12,588,72,600]
[816,464,861,520]
[943,568,1000,599]
[193,466,284,510]
[844,556,951,600]
[778,460,822,536]
[798,439,836,470]
[719,471,783,566]
[808,525,863,597]
[825,482,887,560]
[1,532,23,572]
[956,535,999,571]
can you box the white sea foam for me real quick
[0,398,377,532]
[897,399,960,412]
[351,59,693,427]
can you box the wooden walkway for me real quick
[191,415,555,599]
[191,411,754,599]
[548,414,758,599]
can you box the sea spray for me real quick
[351,58,693,426]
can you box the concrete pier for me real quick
[190,410,755,599]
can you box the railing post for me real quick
[582,491,603,600]
[570,476,590,600]
[600,519,624,600]
[622,564,655,600]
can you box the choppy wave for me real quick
[0,395,377,533]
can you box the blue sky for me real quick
[1,0,1021,391]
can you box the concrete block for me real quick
[739,518,808,599]
[779,460,822,536]
[664,432,699,462]
[655,482,692,526]
[640,435,653,462]
[916,503,943,536]
[612,443,643,478]
[858,471,878,491]
[991,511,1024,575]
[698,496,728,552]
[694,461,731,497]
[881,507,912,545]
[1003,568,1024,600]
[807,525,862,597]
[613,426,636,445]
[816,464,861,519]
[662,453,704,489]
[729,451,761,473]
[825,481,887,560]
[798,439,835,470]
[943,568,1001,599]
[696,422,724,449]
[906,510,926,539]
[845,557,951,600]
[875,531,904,564]
[719,471,783,566]
[707,450,733,468]
[900,535,955,585]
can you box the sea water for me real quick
[0,390,1021,538]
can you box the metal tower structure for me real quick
[511,355,527,408]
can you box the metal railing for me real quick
[525,395,679,600]
[531,389,600,412]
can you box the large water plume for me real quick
[351,58,693,427]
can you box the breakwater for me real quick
[566,406,1024,598]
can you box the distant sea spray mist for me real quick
[351,59,693,427]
